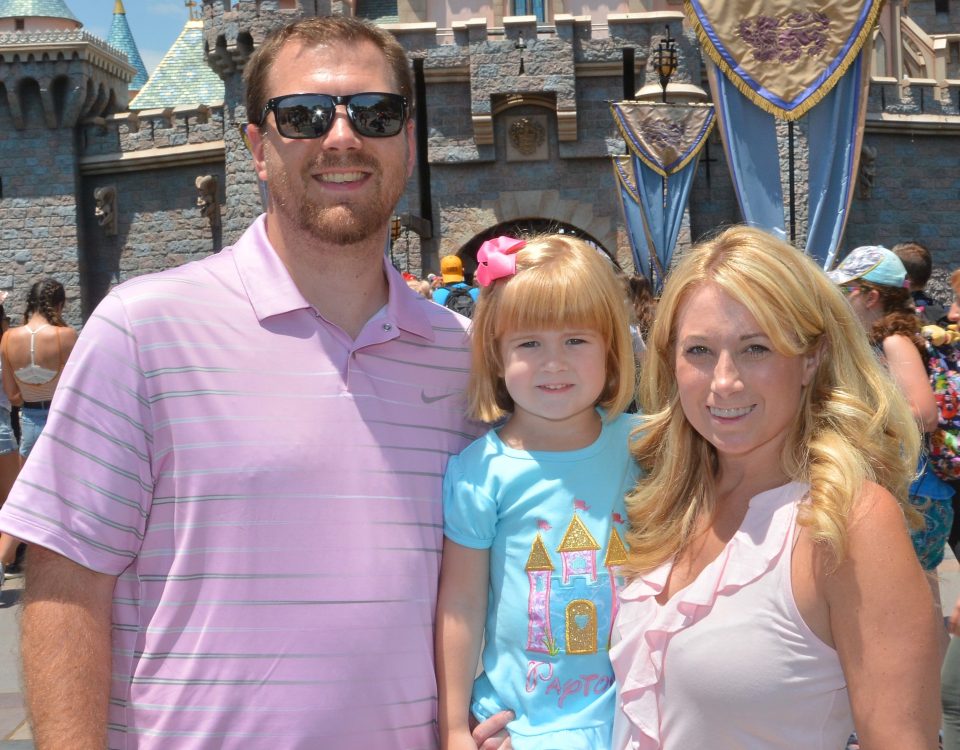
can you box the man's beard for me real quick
[269,152,407,246]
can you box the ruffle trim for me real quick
[610,482,806,749]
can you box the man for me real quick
[0,17,502,749]
[893,240,946,323]
[432,255,480,316]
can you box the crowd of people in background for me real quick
[1,13,959,750]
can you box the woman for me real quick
[611,226,941,748]
[624,274,656,366]
[0,279,77,579]
[829,246,951,585]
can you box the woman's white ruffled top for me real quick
[609,482,852,749]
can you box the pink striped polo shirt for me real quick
[0,215,480,749]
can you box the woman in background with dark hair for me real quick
[0,279,77,583]
[624,274,656,365]
[830,248,952,602]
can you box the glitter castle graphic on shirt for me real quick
[525,501,628,656]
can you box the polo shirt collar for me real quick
[234,214,436,341]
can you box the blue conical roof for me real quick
[107,0,148,90]
[129,19,223,110]
[0,0,78,22]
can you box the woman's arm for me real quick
[825,482,941,747]
[436,538,491,750]
[1,335,22,406]
[883,334,939,432]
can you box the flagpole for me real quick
[788,120,796,243]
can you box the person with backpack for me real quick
[433,255,479,318]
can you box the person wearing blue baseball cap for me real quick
[833,244,951,630]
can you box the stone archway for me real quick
[441,189,618,278]
[455,219,616,284]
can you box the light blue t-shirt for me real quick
[443,411,640,750]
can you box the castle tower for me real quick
[525,532,556,655]
[0,0,134,319]
[107,0,148,93]
[0,0,79,32]
[129,15,223,110]
[603,525,628,647]
[556,513,601,585]
[203,0,342,242]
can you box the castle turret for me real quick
[130,16,223,110]
[107,0,148,92]
[0,0,79,33]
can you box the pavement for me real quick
[0,572,29,748]
[2,551,960,748]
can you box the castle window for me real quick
[14,18,24,30]
[513,0,546,22]
[356,0,398,23]
[935,0,949,13]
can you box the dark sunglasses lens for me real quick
[275,95,334,138]
[347,94,405,137]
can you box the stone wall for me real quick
[79,165,226,318]
[77,106,228,316]
[0,122,82,326]
[847,128,960,267]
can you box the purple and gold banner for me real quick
[611,102,713,290]
[611,102,715,177]
[684,0,883,120]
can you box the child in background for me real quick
[435,234,639,750]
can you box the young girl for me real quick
[435,234,639,750]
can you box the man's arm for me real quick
[21,545,117,749]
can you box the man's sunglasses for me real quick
[258,92,408,139]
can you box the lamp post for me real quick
[653,27,678,104]
[516,31,526,75]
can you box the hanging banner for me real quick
[685,0,883,120]
[613,156,654,283]
[707,49,870,268]
[611,102,716,176]
[610,102,714,291]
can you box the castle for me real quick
[1,0,960,323]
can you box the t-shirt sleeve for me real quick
[0,292,154,575]
[442,452,497,549]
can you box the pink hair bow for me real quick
[476,236,525,287]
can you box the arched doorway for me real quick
[456,219,618,284]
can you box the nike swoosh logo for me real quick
[421,390,457,404]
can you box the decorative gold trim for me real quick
[684,0,884,120]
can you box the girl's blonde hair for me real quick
[468,234,636,424]
[625,225,921,574]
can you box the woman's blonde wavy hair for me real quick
[625,225,921,575]
[467,234,636,424]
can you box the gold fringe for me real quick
[609,103,716,177]
[683,0,885,121]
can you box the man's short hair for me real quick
[243,16,414,131]
[892,241,932,289]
